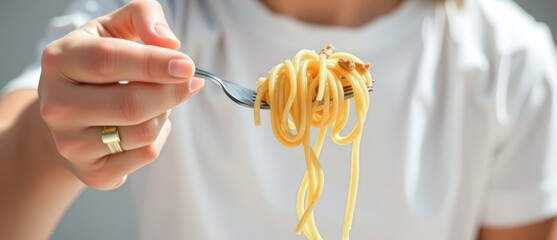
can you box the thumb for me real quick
[96,0,180,49]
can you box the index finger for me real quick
[54,33,194,84]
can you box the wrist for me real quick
[17,91,84,189]
[0,89,84,239]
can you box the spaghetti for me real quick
[254,45,372,240]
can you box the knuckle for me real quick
[142,48,156,81]
[53,136,75,159]
[39,98,56,123]
[133,119,159,144]
[92,41,118,78]
[173,82,191,104]
[118,91,145,123]
[127,0,162,13]
[39,97,67,126]
[141,144,160,163]
[41,43,62,69]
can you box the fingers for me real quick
[95,0,180,49]
[38,0,197,191]
[107,111,170,153]
[41,77,204,127]
[51,111,171,160]
[76,120,172,190]
[41,0,194,85]
[44,34,194,84]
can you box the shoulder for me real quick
[449,0,556,122]
[451,0,556,85]
[466,0,555,64]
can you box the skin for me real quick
[479,218,557,240]
[0,0,554,239]
[0,1,202,238]
[260,0,404,27]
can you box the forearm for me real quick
[0,89,85,239]
[478,217,557,240]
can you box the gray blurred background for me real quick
[1,0,556,239]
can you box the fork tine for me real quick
[249,86,371,98]
[197,67,372,110]
[251,85,373,107]
[250,94,270,109]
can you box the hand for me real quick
[38,0,203,190]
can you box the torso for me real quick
[127,0,548,239]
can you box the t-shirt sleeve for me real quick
[481,18,557,226]
[0,0,123,96]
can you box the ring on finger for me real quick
[101,126,124,154]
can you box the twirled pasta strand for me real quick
[254,46,372,240]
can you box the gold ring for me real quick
[102,126,124,154]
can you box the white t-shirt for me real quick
[3,0,557,239]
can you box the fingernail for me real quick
[168,59,193,79]
[154,23,178,40]
[189,77,205,93]
[165,109,172,118]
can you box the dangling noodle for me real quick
[254,45,372,240]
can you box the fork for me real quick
[194,69,374,110]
